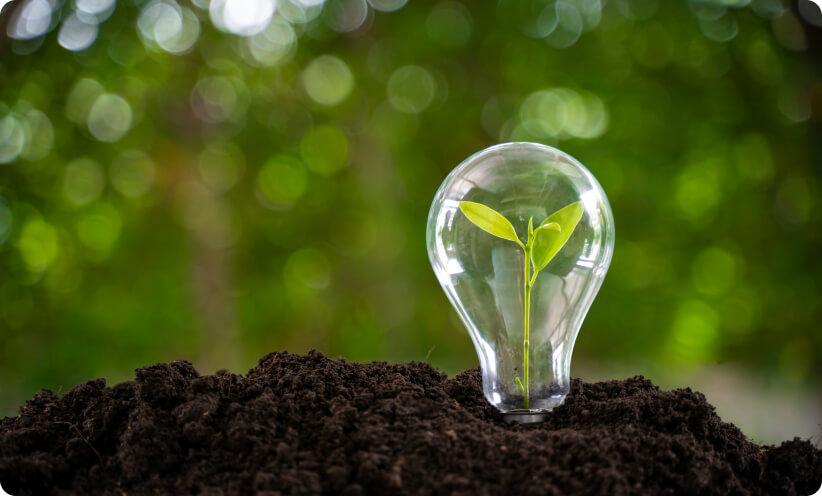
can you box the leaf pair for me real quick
[458,200,584,275]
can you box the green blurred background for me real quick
[0,0,820,442]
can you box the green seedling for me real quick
[458,200,583,409]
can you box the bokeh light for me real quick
[191,76,248,123]
[278,0,324,24]
[519,88,608,140]
[57,14,98,52]
[244,17,296,67]
[324,0,368,32]
[137,0,200,54]
[543,1,584,48]
[387,65,437,114]
[20,108,54,161]
[66,78,104,124]
[368,0,407,13]
[256,154,308,209]
[63,158,105,207]
[300,125,348,175]
[284,248,331,291]
[75,202,122,258]
[668,300,719,364]
[210,0,276,37]
[302,55,354,106]
[0,111,27,163]
[76,0,115,19]
[426,2,472,47]
[198,141,245,193]
[691,247,737,297]
[17,218,59,273]
[7,0,53,40]
[86,93,133,142]
[110,150,156,199]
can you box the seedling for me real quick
[458,200,583,409]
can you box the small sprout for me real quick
[458,200,583,409]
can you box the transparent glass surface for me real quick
[426,142,614,415]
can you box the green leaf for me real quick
[530,222,562,274]
[459,201,522,246]
[540,201,584,232]
[527,216,534,241]
[531,202,584,273]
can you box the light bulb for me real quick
[426,142,614,424]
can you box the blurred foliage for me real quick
[0,0,820,414]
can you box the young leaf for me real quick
[459,201,522,246]
[530,222,562,273]
[540,201,584,232]
[531,202,584,273]
[527,216,534,241]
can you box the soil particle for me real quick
[1,350,820,495]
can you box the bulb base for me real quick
[502,410,547,424]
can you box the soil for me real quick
[1,351,820,495]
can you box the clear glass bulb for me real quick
[426,142,614,423]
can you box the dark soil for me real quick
[1,351,820,495]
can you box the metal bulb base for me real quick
[503,410,548,424]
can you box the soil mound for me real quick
[1,351,820,495]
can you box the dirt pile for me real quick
[1,350,820,495]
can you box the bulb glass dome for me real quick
[426,142,614,423]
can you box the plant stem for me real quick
[522,245,531,409]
